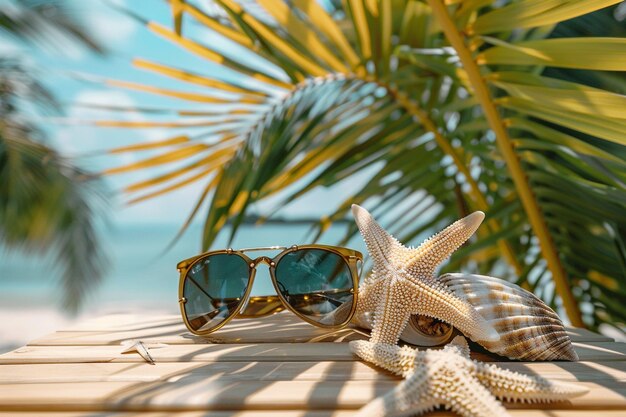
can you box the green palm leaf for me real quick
[0,82,107,312]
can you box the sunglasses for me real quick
[176,244,363,335]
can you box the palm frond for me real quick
[0,120,108,313]
[0,0,105,53]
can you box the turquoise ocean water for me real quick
[0,223,367,313]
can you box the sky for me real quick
[3,0,371,226]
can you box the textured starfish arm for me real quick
[403,279,500,342]
[352,204,405,268]
[355,273,385,319]
[404,211,485,276]
[435,368,511,417]
[349,340,418,377]
[369,281,415,344]
[475,363,590,402]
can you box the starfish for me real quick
[351,204,499,345]
[351,336,588,417]
[120,339,167,364]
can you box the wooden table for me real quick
[0,312,625,416]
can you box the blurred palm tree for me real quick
[0,0,107,312]
[95,0,625,332]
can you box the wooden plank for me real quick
[0,413,358,417]
[0,362,204,383]
[571,341,626,362]
[2,412,626,417]
[3,340,625,364]
[0,380,394,411]
[2,360,624,384]
[501,360,626,382]
[25,327,368,346]
[0,343,357,364]
[28,315,369,346]
[33,313,612,346]
[0,361,399,383]
[0,379,624,411]
[0,343,525,364]
[567,327,614,342]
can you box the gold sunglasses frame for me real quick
[176,244,363,335]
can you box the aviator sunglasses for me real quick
[177,245,363,335]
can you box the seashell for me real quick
[353,310,456,346]
[355,273,578,361]
[439,273,578,361]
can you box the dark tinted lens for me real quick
[274,249,354,326]
[183,253,250,332]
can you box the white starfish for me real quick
[120,339,166,364]
[351,204,499,345]
[351,336,588,417]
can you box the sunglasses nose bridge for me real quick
[251,256,276,268]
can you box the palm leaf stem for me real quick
[426,0,583,326]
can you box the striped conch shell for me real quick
[351,204,578,361]
[441,273,578,361]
